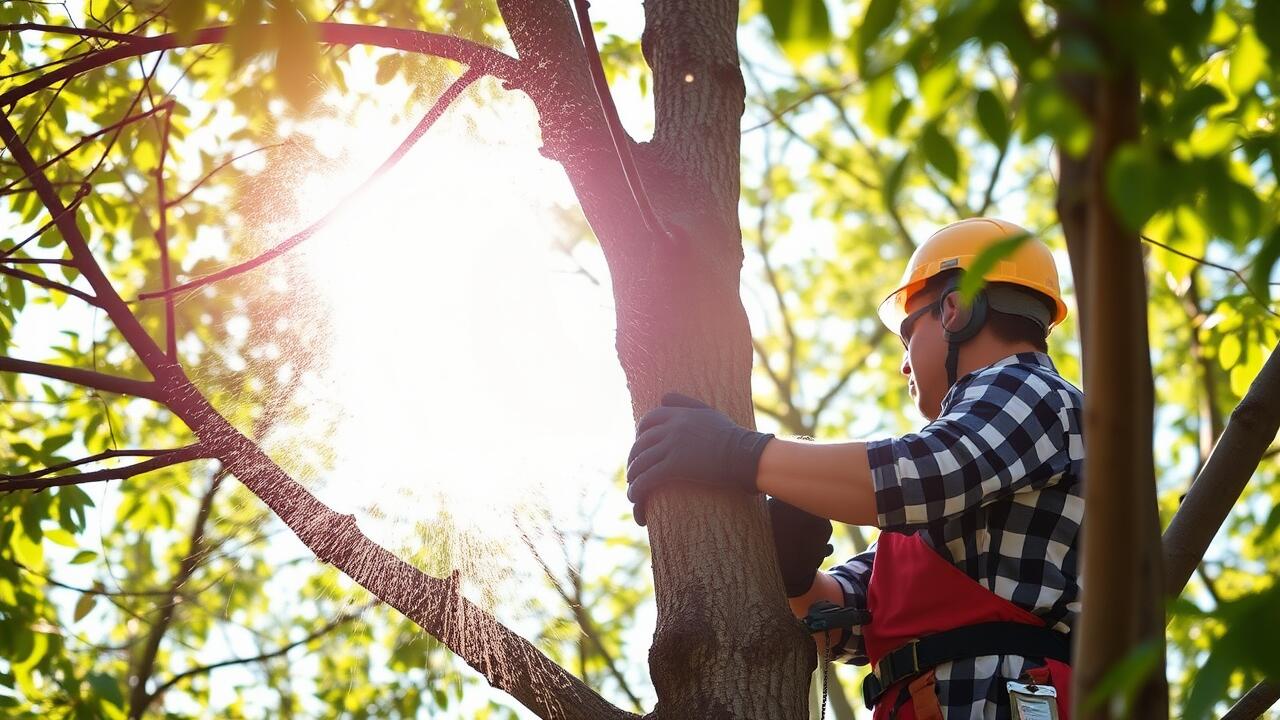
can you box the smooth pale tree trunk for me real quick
[1057,2,1169,718]
[496,1,814,717]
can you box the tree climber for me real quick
[627,218,1082,719]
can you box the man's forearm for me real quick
[788,573,848,649]
[757,438,879,526]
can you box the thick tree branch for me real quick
[0,356,160,401]
[0,23,522,109]
[1221,681,1280,720]
[137,67,482,301]
[1163,343,1280,598]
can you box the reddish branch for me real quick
[1,22,141,45]
[137,66,484,302]
[0,445,210,492]
[2,446,200,480]
[0,264,99,305]
[1163,343,1280,597]
[0,23,522,109]
[0,102,173,195]
[0,355,160,401]
[570,0,667,240]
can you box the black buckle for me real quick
[802,600,871,633]
[863,639,921,709]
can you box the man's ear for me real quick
[939,291,967,333]
[940,289,986,339]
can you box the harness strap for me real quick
[862,622,1071,710]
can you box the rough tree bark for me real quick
[496,1,814,716]
[1056,1,1169,717]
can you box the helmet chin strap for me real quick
[939,278,989,388]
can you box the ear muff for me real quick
[940,288,988,343]
[938,278,989,388]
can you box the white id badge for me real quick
[1007,681,1059,720]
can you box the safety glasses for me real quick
[898,302,937,349]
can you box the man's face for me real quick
[899,288,949,420]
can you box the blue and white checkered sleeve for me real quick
[866,366,1072,532]
[826,545,875,665]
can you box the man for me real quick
[627,218,1083,719]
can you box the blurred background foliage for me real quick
[0,0,1276,718]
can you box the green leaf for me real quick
[1257,1,1280,60]
[375,54,403,85]
[883,153,910,205]
[1227,25,1267,96]
[958,232,1032,302]
[975,89,1010,148]
[1083,640,1162,715]
[273,4,321,110]
[69,550,97,565]
[857,0,899,59]
[1248,227,1280,304]
[1202,174,1261,247]
[1106,145,1163,231]
[73,591,96,622]
[920,123,959,182]
[170,0,205,41]
[86,672,124,708]
[762,0,832,63]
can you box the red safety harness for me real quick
[861,532,1072,719]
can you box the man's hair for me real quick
[918,270,1052,353]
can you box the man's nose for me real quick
[900,352,911,376]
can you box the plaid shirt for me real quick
[828,352,1083,718]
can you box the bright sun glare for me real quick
[268,63,635,574]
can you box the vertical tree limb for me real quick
[1058,2,1168,717]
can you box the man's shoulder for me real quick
[950,353,1082,410]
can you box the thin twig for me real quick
[0,21,139,44]
[166,143,284,207]
[1140,234,1279,319]
[0,264,99,305]
[138,67,483,301]
[3,446,200,481]
[143,604,372,705]
[0,445,209,492]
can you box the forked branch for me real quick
[0,445,210,492]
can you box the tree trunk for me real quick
[1057,2,1169,717]
[496,1,813,716]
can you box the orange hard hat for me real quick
[877,218,1068,335]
